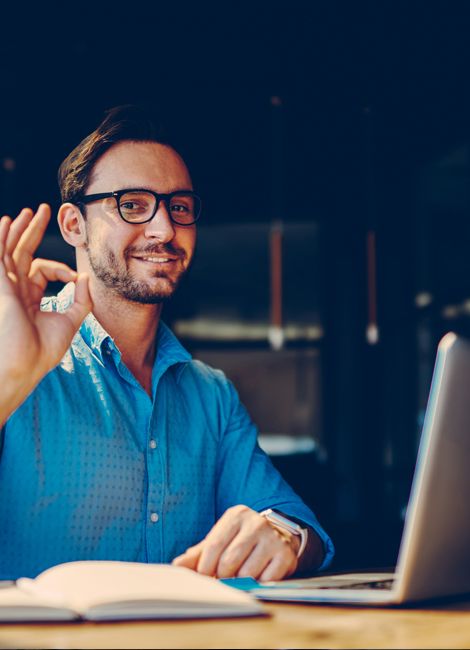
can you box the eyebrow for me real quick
[114,186,194,194]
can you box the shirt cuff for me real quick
[310,522,335,571]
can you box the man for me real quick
[0,105,333,580]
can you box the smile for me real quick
[133,256,177,264]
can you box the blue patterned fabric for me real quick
[0,283,334,579]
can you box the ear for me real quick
[57,203,88,248]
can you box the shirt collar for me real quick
[155,320,192,368]
[56,282,192,368]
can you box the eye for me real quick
[119,192,154,217]
[168,192,199,224]
[170,203,190,213]
[121,201,143,211]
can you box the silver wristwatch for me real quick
[260,508,308,558]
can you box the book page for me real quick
[0,585,62,607]
[18,561,261,614]
[0,584,77,621]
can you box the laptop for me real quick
[247,331,470,605]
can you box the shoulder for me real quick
[172,358,253,440]
[178,358,232,393]
[176,358,241,415]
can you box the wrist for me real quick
[0,372,41,426]
[260,508,308,559]
[288,530,302,557]
[295,526,325,574]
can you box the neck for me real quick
[89,281,163,378]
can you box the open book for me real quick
[0,561,265,621]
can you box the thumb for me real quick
[64,273,93,329]
[172,542,204,570]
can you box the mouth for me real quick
[131,255,179,265]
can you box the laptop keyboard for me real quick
[328,579,395,590]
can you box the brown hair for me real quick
[58,104,174,204]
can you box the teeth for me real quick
[139,257,171,263]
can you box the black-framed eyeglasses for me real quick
[74,188,201,226]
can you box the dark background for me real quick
[1,0,470,570]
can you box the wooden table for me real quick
[1,599,470,649]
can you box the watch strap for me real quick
[260,508,308,558]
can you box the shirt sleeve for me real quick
[215,377,335,571]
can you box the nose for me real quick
[143,200,175,242]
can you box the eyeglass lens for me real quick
[119,191,200,225]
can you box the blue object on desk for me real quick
[219,577,267,591]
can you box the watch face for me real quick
[263,511,302,534]
[260,510,308,558]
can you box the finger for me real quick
[13,204,51,275]
[0,216,12,261]
[215,532,259,578]
[259,551,297,582]
[5,208,33,278]
[195,519,242,577]
[172,542,204,571]
[0,217,14,289]
[27,260,78,309]
[6,208,34,255]
[233,542,272,579]
[14,206,52,306]
[29,259,78,293]
[61,273,93,330]
[215,514,283,578]
[0,216,16,279]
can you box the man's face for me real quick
[81,140,196,304]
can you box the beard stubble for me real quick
[86,242,188,304]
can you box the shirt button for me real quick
[150,512,159,523]
[149,439,157,450]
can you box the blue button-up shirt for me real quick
[0,283,334,579]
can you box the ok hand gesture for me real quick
[0,204,92,423]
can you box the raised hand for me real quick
[0,204,92,424]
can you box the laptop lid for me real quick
[246,331,470,605]
[393,332,470,602]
